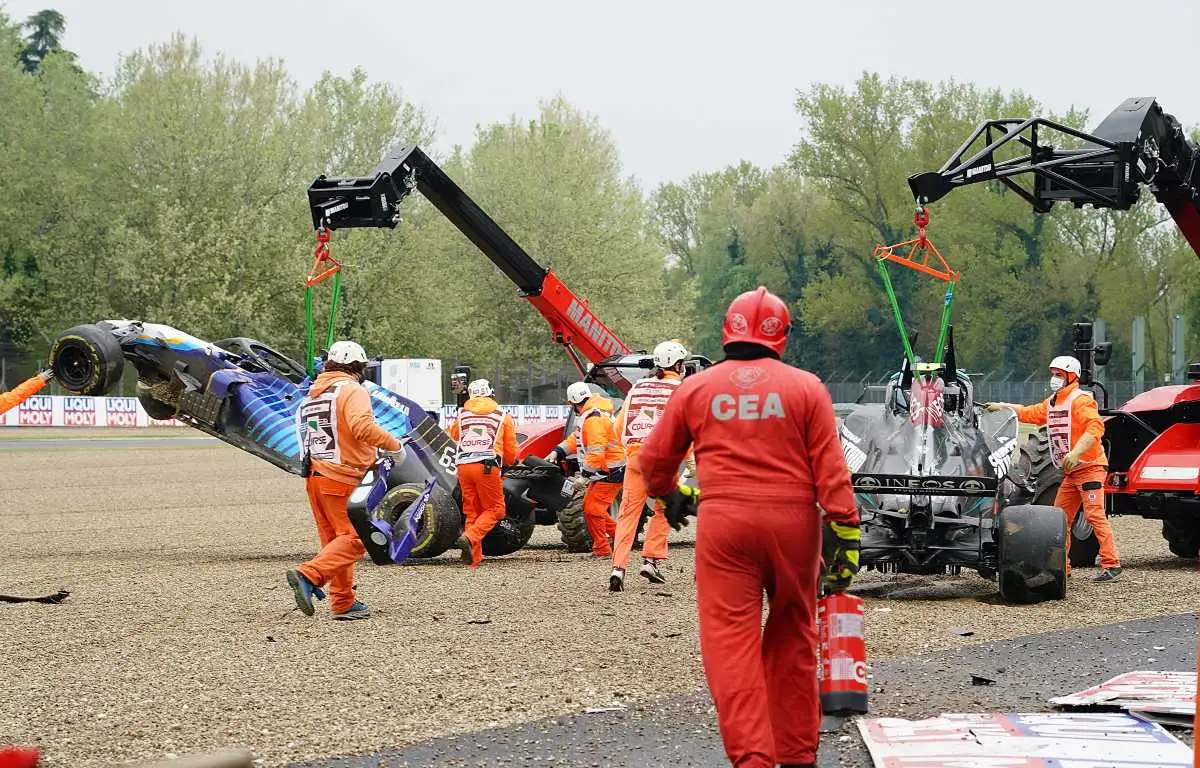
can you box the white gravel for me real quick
[1,430,1196,766]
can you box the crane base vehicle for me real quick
[907,96,1200,565]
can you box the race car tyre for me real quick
[481,516,537,557]
[1017,429,1100,568]
[996,503,1067,604]
[49,324,124,396]
[1162,515,1200,558]
[374,482,462,560]
[135,379,178,421]
[557,492,593,553]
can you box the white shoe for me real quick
[609,567,625,592]
[640,559,666,584]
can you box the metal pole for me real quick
[1171,313,1186,384]
[1132,316,1147,395]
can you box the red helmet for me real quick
[722,286,792,355]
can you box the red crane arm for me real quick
[307,144,630,375]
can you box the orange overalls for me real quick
[558,395,625,557]
[1016,380,1121,571]
[0,373,48,415]
[611,371,686,570]
[447,396,518,566]
[295,370,401,614]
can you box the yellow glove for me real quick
[984,402,1014,412]
[657,482,699,531]
[822,520,861,593]
[1062,448,1083,472]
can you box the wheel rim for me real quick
[56,344,95,390]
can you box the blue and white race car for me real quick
[47,320,574,560]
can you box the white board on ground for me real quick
[1050,671,1195,720]
[855,712,1193,767]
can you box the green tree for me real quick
[789,73,1093,376]
[18,9,71,73]
[396,98,676,399]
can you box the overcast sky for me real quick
[3,0,1197,191]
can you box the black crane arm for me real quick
[907,97,1200,256]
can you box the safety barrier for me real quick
[1,396,570,429]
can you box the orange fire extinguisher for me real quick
[817,590,869,715]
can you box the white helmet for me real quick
[566,382,592,405]
[1048,355,1082,377]
[327,340,369,365]
[467,379,494,399]
[653,339,689,369]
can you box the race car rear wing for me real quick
[852,473,999,497]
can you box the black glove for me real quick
[822,520,861,593]
[656,483,700,531]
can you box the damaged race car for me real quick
[839,341,1067,604]
[838,222,1067,604]
[46,320,578,562]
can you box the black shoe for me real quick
[454,535,472,565]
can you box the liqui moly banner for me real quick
[2,396,574,428]
[16,394,54,426]
[61,395,97,427]
[1,395,184,427]
[104,397,141,428]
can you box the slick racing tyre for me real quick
[481,516,537,557]
[49,324,125,396]
[1016,429,1099,568]
[996,503,1068,604]
[374,482,462,559]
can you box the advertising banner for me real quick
[856,712,1193,767]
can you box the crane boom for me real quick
[306,144,630,375]
[906,97,1200,255]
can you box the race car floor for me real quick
[292,612,1198,767]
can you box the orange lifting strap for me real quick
[305,226,343,287]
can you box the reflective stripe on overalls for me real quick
[1047,387,1082,469]
[577,407,626,472]
[455,408,506,465]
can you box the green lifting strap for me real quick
[876,258,957,369]
[305,270,343,378]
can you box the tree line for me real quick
[2,9,1197,397]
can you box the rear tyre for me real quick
[1018,429,1099,568]
[49,324,124,396]
[374,483,462,559]
[1162,516,1200,558]
[997,503,1067,604]
[482,516,537,557]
